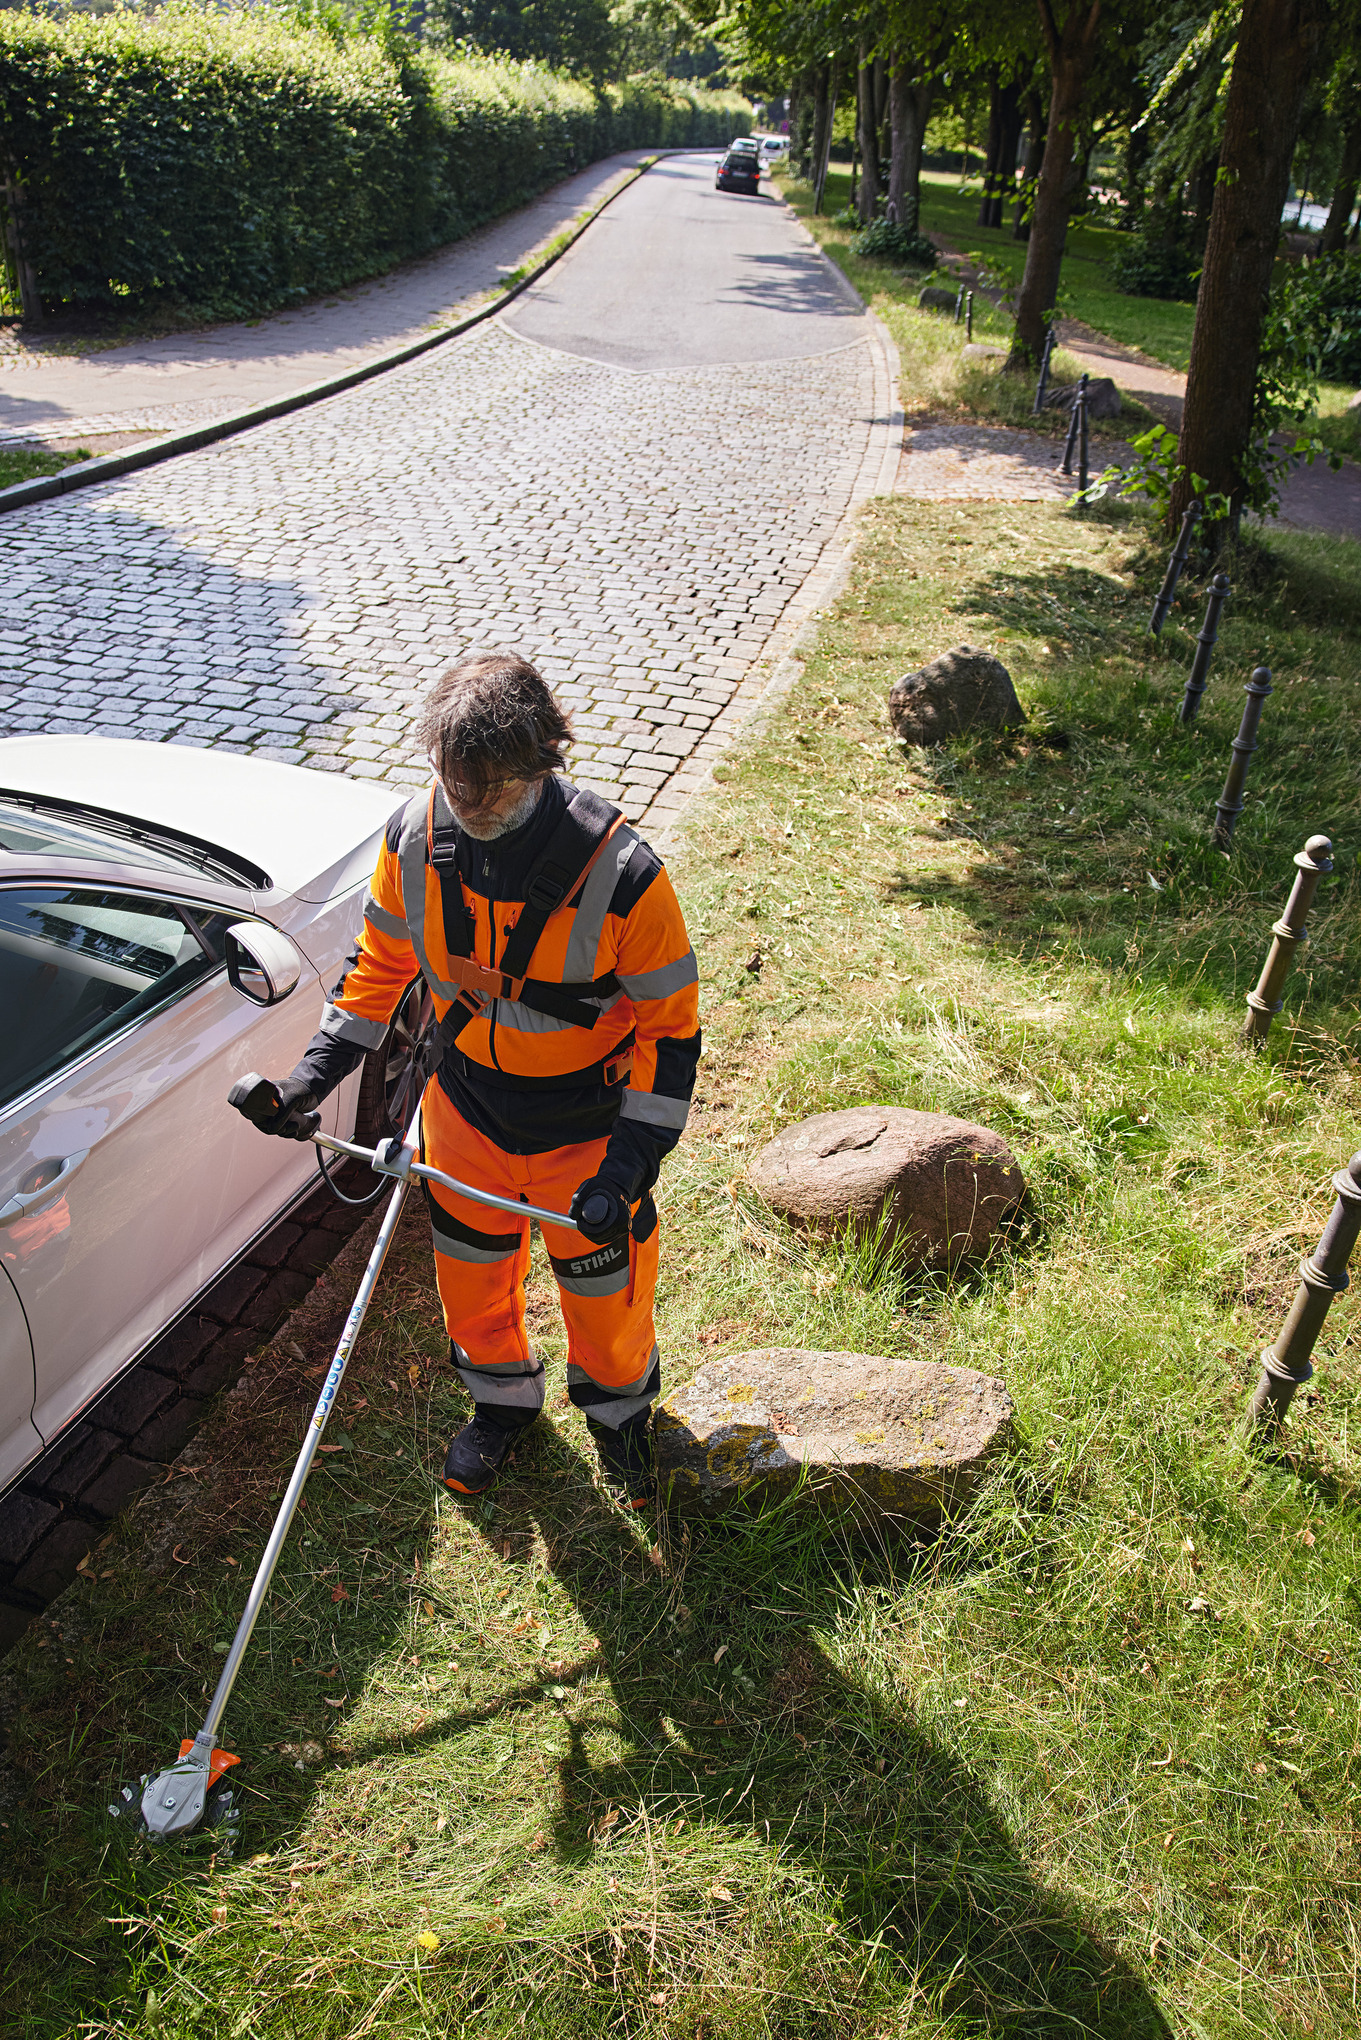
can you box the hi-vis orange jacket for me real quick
[292,777,701,1176]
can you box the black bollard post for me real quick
[1078,382,1089,497]
[966,290,974,340]
[1243,835,1334,1047]
[1178,572,1231,723]
[1212,667,1273,851]
[1149,500,1201,636]
[1060,373,1088,476]
[1033,325,1056,414]
[1246,1152,1361,1433]
[954,285,965,325]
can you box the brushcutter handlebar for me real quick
[308,1127,592,1237]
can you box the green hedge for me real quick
[0,11,749,319]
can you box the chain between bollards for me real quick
[1061,372,1089,478]
[1178,572,1231,723]
[1212,666,1272,851]
[1243,835,1334,1047]
[1033,325,1056,415]
[1149,500,1201,636]
[1246,1152,1361,1434]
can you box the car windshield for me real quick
[0,796,261,887]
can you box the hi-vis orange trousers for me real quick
[420,1077,660,1430]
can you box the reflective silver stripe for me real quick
[566,1344,660,1428]
[555,1263,631,1298]
[450,1343,545,1414]
[431,1231,519,1266]
[319,1003,389,1050]
[563,826,640,981]
[363,889,410,942]
[619,1089,690,1130]
[617,950,697,1003]
[398,789,463,1002]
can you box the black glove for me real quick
[228,1072,320,1141]
[569,1173,632,1245]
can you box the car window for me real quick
[0,800,209,878]
[0,888,233,1110]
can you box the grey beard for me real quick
[455,778,543,840]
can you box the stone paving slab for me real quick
[0,318,883,826]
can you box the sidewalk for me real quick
[0,151,662,453]
[929,238,1361,541]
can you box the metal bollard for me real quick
[1033,326,1056,414]
[1149,500,1201,636]
[1178,572,1231,723]
[1212,666,1273,851]
[954,285,966,325]
[1246,1152,1361,1433]
[1061,372,1089,476]
[1242,835,1334,1047]
[1078,383,1089,497]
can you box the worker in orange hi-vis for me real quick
[230,651,700,1510]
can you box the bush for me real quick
[1107,236,1199,301]
[849,215,935,268]
[0,9,748,321]
[1274,247,1361,385]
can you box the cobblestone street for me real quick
[0,163,894,828]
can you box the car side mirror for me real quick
[225,923,303,1006]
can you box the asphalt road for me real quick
[504,153,865,370]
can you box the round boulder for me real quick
[655,1347,1014,1528]
[918,285,960,311]
[1041,375,1122,420]
[749,1106,1023,1268]
[889,643,1025,747]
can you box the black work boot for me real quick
[443,1409,528,1496]
[586,1412,654,1510]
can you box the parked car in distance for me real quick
[758,135,789,162]
[716,145,762,196]
[0,737,433,1496]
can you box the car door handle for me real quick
[0,1150,91,1225]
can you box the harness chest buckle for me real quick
[601,1048,635,1087]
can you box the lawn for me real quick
[0,444,91,491]
[5,495,1361,2037]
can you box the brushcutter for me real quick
[111,1075,599,1846]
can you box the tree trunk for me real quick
[1171,0,1330,531]
[808,63,831,192]
[857,43,880,223]
[1014,90,1046,238]
[988,85,1024,226]
[813,59,840,212]
[1008,3,1103,366]
[888,64,935,228]
[1320,113,1361,253]
[979,70,1003,226]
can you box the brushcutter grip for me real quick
[228,1072,282,1125]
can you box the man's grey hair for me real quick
[416,651,573,808]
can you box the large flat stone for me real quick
[749,1106,1024,1268]
[656,1347,1013,1528]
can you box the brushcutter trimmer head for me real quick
[110,1733,242,1845]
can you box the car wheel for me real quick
[353,977,436,1145]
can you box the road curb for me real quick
[0,151,679,520]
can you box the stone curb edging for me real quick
[0,1165,379,1656]
[0,151,679,520]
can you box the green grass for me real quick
[1318,384,1361,463]
[914,169,1199,372]
[0,444,92,490]
[5,506,1361,2037]
[784,174,1152,440]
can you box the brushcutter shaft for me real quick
[198,1122,418,1742]
[310,1130,587,1235]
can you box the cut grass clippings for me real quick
[4,502,1361,2036]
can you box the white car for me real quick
[758,136,789,163]
[0,737,430,1494]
